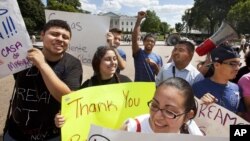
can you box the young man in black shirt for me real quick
[4,20,83,141]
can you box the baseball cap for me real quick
[211,44,240,62]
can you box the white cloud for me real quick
[118,0,159,7]
[97,0,159,11]
[151,4,193,14]
[80,0,97,13]
[100,0,122,12]
[143,4,193,27]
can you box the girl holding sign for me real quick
[122,77,203,135]
[55,46,131,127]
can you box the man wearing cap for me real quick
[156,40,204,86]
[192,44,244,114]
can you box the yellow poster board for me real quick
[61,82,155,141]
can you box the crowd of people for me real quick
[2,10,250,141]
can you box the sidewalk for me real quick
[33,41,167,47]
[120,41,167,46]
[32,41,43,48]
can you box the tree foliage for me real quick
[175,23,185,33]
[187,0,237,34]
[17,0,90,33]
[160,22,170,35]
[227,0,250,34]
[47,0,84,12]
[17,0,45,34]
[141,10,161,33]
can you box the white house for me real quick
[101,12,137,33]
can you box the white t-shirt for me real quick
[124,114,203,136]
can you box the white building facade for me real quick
[101,12,137,33]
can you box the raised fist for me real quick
[137,11,146,20]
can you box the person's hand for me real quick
[137,11,146,21]
[27,48,46,67]
[54,113,65,128]
[197,61,210,76]
[197,53,212,76]
[145,58,156,67]
[106,32,115,47]
[200,93,218,105]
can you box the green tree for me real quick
[47,0,81,12]
[47,0,91,13]
[60,0,81,9]
[17,0,45,34]
[140,10,161,33]
[190,0,237,34]
[160,22,170,35]
[182,9,193,33]
[227,0,250,34]
[175,22,185,33]
[169,28,175,33]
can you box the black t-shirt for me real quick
[80,74,131,89]
[231,66,250,83]
[8,53,82,140]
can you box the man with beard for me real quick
[132,11,162,82]
[156,40,204,86]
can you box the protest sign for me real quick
[88,125,229,141]
[61,82,155,141]
[45,10,110,65]
[195,98,249,137]
[0,0,32,78]
[61,83,249,140]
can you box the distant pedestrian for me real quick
[240,35,247,54]
[31,34,36,44]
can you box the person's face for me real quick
[149,85,190,133]
[172,44,193,65]
[112,32,122,48]
[215,58,241,80]
[100,50,118,79]
[41,27,71,55]
[143,37,155,52]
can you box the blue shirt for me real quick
[116,48,126,73]
[192,78,244,113]
[133,48,162,82]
